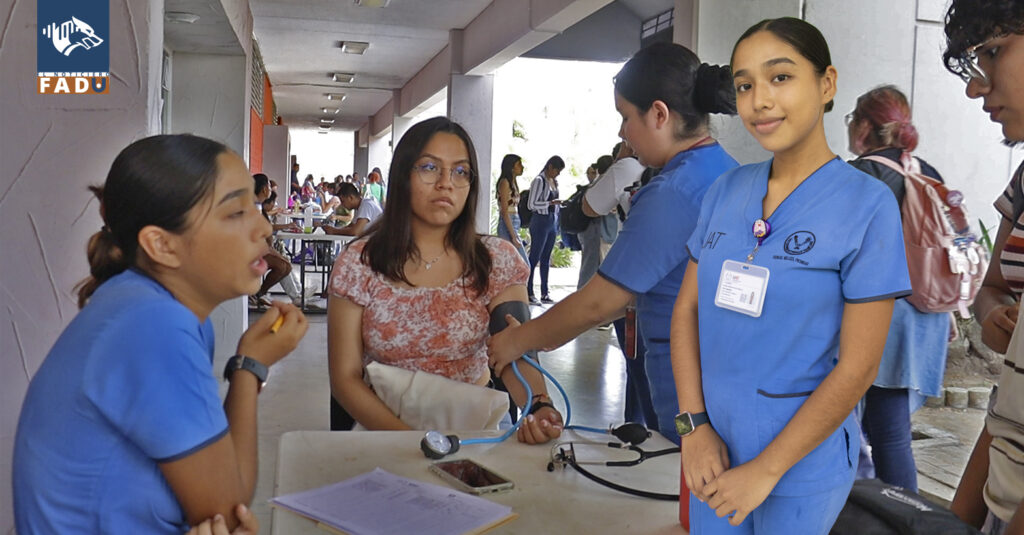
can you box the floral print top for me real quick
[329,236,529,384]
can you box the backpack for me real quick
[559,184,596,235]
[830,479,981,535]
[862,154,987,317]
[517,189,532,227]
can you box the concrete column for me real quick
[367,130,392,180]
[354,139,369,178]
[0,0,165,528]
[169,50,251,362]
[263,125,291,187]
[447,74,495,234]
[392,115,415,156]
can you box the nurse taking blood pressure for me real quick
[670,18,911,534]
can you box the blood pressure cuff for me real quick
[488,301,538,363]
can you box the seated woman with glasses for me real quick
[326,116,563,444]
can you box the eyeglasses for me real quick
[953,34,1005,87]
[844,112,856,127]
[413,161,474,188]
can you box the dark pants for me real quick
[861,385,917,492]
[527,212,556,298]
[613,317,657,428]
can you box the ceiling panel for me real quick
[252,0,490,129]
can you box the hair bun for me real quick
[694,63,737,115]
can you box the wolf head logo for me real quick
[42,16,104,57]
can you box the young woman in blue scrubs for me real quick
[13,135,307,534]
[670,18,911,534]
[489,41,739,444]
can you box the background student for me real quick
[495,153,528,263]
[526,156,565,304]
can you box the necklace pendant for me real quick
[425,263,432,270]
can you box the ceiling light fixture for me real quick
[353,0,391,7]
[320,118,336,124]
[331,72,356,84]
[325,93,347,101]
[321,107,340,114]
[339,41,369,55]
[165,12,201,24]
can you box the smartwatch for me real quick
[223,355,268,392]
[674,411,709,437]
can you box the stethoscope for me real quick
[418,355,680,501]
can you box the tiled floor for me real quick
[236,262,631,531]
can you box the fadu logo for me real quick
[37,0,110,95]
[42,16,104,56]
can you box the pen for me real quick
[270,315,285,333]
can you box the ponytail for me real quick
[693,63,737,115]
[852,85,919,153]
[616,42,737,141]
[75,186,131,308]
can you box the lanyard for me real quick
[747,218,771,263]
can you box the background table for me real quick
[275,232,353,310]
[272,430,686,534]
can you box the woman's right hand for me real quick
[237,302,308,367]
[187,504,259,535]
[981,304,1019,353]
[681,424,731,502]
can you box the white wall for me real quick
[263,124,292,186]
[170,53,248,155]
[0,0,165,529]
[695,0,1016,229]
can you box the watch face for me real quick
[674,414,693,436]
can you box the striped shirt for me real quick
[994,162,1024,297]
[528,174,559,216]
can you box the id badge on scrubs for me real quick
[715,260,769,317]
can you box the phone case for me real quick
[429,459,515,495]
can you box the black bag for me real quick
[830,479,981,535]
[558,185,595,235]
[517,189,532,227]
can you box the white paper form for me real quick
[270,467,515,535]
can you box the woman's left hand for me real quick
[187,504,259,535]
[702,459,781,526]
[515,406,563,444]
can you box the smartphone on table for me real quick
[429,459,514,495]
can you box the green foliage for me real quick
[551,242,574,268]
[979,218,994,253]
[512,120,528,141]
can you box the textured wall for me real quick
[695,0,1018,227]
[0,0,165,530]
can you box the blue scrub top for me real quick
[14,269,228,534]
[686,158,911,495]
[600,143,739,343]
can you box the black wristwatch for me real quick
[674,411,710,437]
[223,355,268,392]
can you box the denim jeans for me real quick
[496,212,528,264]
[861,385,917,492]
[527,213,556,298]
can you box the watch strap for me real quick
[223,355,268,390]
[690,411,709,429]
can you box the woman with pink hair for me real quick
[846,84,949,492]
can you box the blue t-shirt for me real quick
[686,158,911,495]
[599,143,739,344]
[14,269,228,534]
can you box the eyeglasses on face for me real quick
[412,161,474,188]
[953,34,1006,87]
